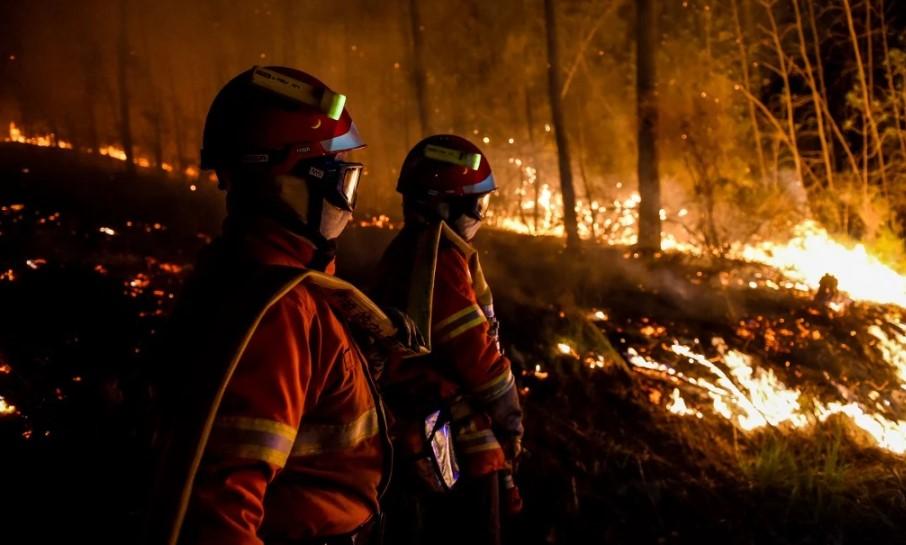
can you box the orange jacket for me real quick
[374,223,523,478]
[173,217,387,545]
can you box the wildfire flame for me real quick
[628,333,906,455]
[4,122,201,181]
[488,167,906,308]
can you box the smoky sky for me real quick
[1,1,904,216]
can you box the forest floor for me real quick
[1,143,905,545]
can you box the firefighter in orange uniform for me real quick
[373,135,524,545]
[146,67,417,545]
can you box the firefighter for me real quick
[372,135,524,545]
[145,66,419,545]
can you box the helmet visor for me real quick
[339,163,362,210]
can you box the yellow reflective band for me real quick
[437,314,486,343]
[456,429,501,454]
[457,428,496,441]
[291,408,380,456]
[435,304,482,332]
[214,416,297,441]
[251,66,346,120]
[424,144,482,170]
[206,417,298,468]
[472,369,515,402]
[219,444,293,467]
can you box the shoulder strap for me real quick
[404,222,495,351]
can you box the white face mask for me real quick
[453,215,482,241]
[275,174,352,240]
[319,201,352,240]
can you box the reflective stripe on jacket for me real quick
[150,217,390,545]
[373,221,522,478]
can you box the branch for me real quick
[561,0,623,98]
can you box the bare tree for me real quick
[408,0,430,135]
[543,0,580,248]
[792,0,835,192]
[117,0,136,174]
[731,0,767,183]
[843,0,888,198]
[636,0,661,251]
[762,0,802,187]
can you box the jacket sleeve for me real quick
[181,294,312,545]
[432,247,523,439]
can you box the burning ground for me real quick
[1,146,906,544]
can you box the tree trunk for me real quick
[636,0,661,252]
[730,0,767,183]
[524,85,541,234]
[543,0,580,248]
[879,1,906,160]
[117,0,136,174]
[843,0,887,198]
[408,0,430,135]
[792,0,835,194]
[763,1,802,188]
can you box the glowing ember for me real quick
[158,262,185,275]
[99,226,117,236]
[867,318,906,383]
[666,388,702,418]
[557,342,578,358]
[358,214,395,229]
[533,364,549,380]
[98,145,128,161]
[0,396,17,416]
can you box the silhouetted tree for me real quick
[543,0,580,248]
[636,0,661,251]
[117,0,136,174]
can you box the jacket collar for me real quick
[223,214,336,274]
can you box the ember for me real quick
[0,396,17,416]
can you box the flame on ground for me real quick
[4,122,204,182]
[627,331,906,455]
[487,169,906,308]
[737,221,906,307]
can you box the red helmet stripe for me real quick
[461,172,496,195]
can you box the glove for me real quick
[382,306,426,354]
[500,434,523,463]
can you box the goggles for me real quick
[296,156,363,212]
[464,193,492,221]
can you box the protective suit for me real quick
[148,217,395,545]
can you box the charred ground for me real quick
[1,147,905,544]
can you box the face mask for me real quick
[319,201,352,240]
[275,174,351,240]
[453,214,481,241]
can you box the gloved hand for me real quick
[382,306,426,354]
[500,434,523,464]
[486,316,503,355]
